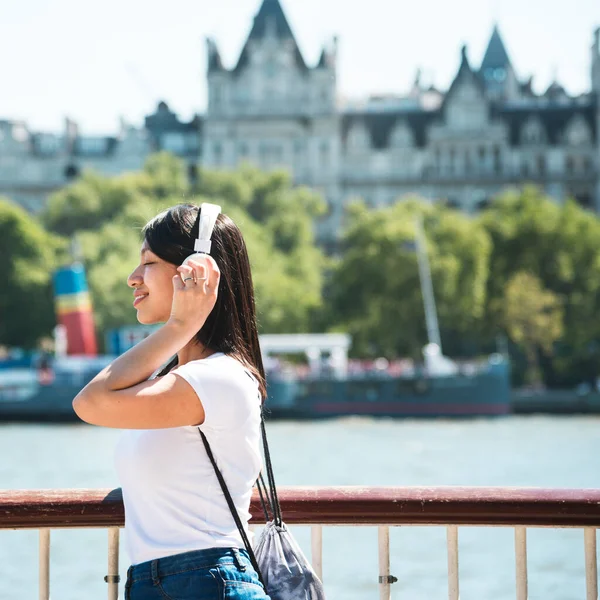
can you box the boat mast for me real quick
[414,216,442,351]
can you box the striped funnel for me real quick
[53,263,98,356]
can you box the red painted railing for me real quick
[1,486,600,528]
[1,487,598,600]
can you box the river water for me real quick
[1,416,599,599]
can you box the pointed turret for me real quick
[479,25,519,100]
[442,44,488,119]
[233,0,307,73]
[446,44,483,96]
[481,25,512,73]
[316,36,337,69]
[206,37,224,73]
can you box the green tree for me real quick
[39,157,327,341]
[481,187,600,385]
[328,199,491,358]
[0,199,63,348]
[193,166,326,332]
[503,272,564,385]
[42,152,188,237]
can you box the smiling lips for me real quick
[133,294,148,307]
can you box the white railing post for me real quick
[106,527,120,600]
[378,525,396,600]
[447,525,459,600]
[311,525,323,581]
[584,528,598,600]
[515,526,528,600]
[39,528,50,600]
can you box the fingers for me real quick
[182,257,219,290]
[172,273,185,291]
[177,263,197,283]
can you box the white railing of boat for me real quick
[0,486,598,600]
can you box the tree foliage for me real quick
[0,198,64,348]
[38,155,327,347]
[9,154,600,389]
[502,271,564,384]
[328,199,491,358]
[480,186,600,385]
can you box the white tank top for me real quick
[114,353,263,565]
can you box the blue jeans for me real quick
[124,547,270,600]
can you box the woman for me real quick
[73,203,270,600]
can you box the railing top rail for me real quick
[1,486,600,530]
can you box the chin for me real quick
[136,310,168,325]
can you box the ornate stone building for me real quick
[1,0,599,242]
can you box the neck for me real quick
[177,340,216,366]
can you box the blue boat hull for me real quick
[266,361,511,419]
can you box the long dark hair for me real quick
[142,203,267,400]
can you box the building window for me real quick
[237,142,249,160]
[294,139,305,156]
[79,137,108,154]
[493,147,502,174]
[566,156,575,176]
[347,123,370,151]
[320,141,329,168]
[38,135,60,154]
[465,149,472,173]
[259,142,283,167]
[565,116,591,147]
[161,133,186,155]
[536,155,547,177]
[521,118,546,145]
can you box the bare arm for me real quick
[72,256,219,429]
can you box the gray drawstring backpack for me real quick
[199,415,327,600]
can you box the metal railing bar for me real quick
[584,527,598,600]
[514,526,528,600]
[3,487,600,529]
[378,525,392,600]
[106,527,120,600]
[39,528,50,600]
[311,525,323,582]
[447,525,459,600]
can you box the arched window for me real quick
[565,116,591,147]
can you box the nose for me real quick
[127,265,143,288]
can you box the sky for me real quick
[0,0,598,135]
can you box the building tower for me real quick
[203,0,341,240]
[479,25,519,101]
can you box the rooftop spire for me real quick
[233,0,307,73]
[481,24,512,71]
